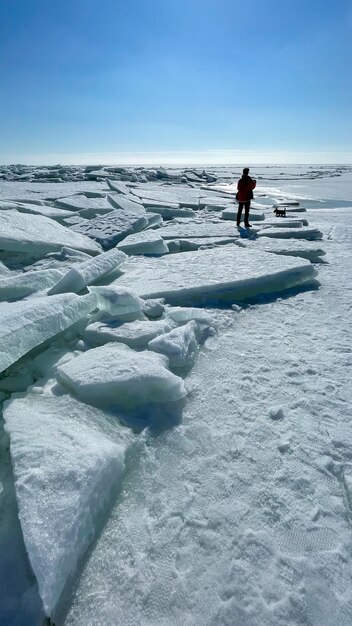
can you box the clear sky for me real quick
[0,0,351,164]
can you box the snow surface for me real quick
[1,165,352,625]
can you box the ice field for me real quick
[0,164,352,625]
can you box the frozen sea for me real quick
[0,164,352,626]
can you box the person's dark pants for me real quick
[236,201,251,226]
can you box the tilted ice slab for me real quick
[257,227,323,241]
[48,249,127,295]
[0,260,10,275]
[85,318,175,349]
[55,194,113,214]
[148,320,203,368]
[107,194,146,214]
[3,393,133,618]
[0,268,64,301]
[117,231,169,256]
[0,210,102,256]
[140,199,179,210]
[106,179,130,194]
[69,210,149,249]
[0,292,97,373]
[0,202,75,222]
[57,343,187,410]
[242,237,326,262]
[114,246,318,305]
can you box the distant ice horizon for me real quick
[1,150,352,167]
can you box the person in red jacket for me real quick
[236,167,256,228]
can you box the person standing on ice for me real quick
[236,167,256,228]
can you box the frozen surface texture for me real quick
[48,248,127,295]
[57,343,187,410]
[0,210,102,256]
[3,393,132,617]
[114,246,317,304]
[1,165,352,626]
[0,292,97,373]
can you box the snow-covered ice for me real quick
[1,164,352,626]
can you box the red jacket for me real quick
[237,175,256,202]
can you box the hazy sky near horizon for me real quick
[0,0,351,164]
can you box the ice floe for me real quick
[114,246,318,305]
[0,293,97,373]
[0,268,64,301]
[257,227,323,240]
[107,194,146,214]
[89,285,147,320]
[116,231,169,256]
[57,343,187,411]
[84,318,175,349]
[242,237,326,262]
[0,210,102,256]
[68,210,149,249]
[3,393,133,617]
[48,248,127,295]
[0,201,75,222]
[148,320,205,368]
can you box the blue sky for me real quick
[0,0,351,164]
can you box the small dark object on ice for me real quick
[274,207,287,217]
